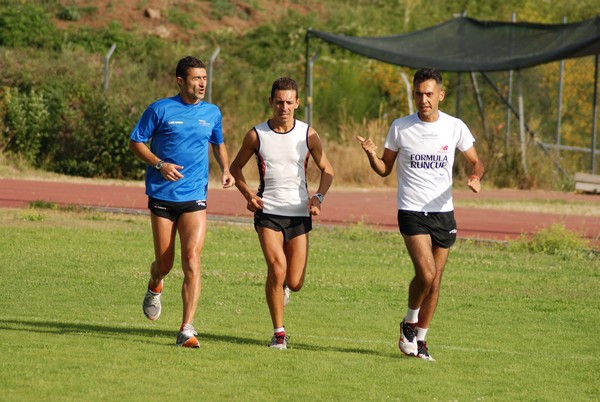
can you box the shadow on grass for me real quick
[0,318,400,358]
[0,318,264,347]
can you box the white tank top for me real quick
[254,119,310,217]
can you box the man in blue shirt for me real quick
[129,56,235,348]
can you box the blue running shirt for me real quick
[130,95,224,202]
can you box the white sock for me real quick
[405,307,420,323]
[274,327,285,334]
[416,326,428,342]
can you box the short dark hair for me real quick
[270,77,298,99]
[413,67,443,87]
[176,56,206,79]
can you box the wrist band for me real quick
[470,175,480,180]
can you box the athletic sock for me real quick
[274,327,285,334]
[148,280,163,293]
[405,307,420,324]
[416,326,428,342]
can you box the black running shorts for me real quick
[254,211,312,242]
[397,210,457,248]
[148,197,207,222]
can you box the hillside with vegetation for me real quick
[1,0,599,189]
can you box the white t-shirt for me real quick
[384,111,475,212]
[254,119,310,217]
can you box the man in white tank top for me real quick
[230,77,334,349]
[357,68,485,361]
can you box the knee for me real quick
[287,281,303,292]
[181,247,201,267]
[153,260,172,277]
[267,264,286,285]
[415,268,436,287]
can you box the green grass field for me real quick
[0,207,598,401]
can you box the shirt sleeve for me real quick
[455,119,475,152]
[384,120,400,152]
[130,106,158,143]
[209,108,224,145]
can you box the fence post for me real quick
[592,54,599,173]
[207,47,220,104]
[103,43,117,94]
[555,16,567,161]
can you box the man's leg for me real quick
[150,213,178,287]
[177,210,207,326]
[170,210,206,348]
[257,227,287,330]
[143,213,177,321]
[283,234,309,292]
[403,234,439,310]
[398,234,440,357]
[400,234,450,360]
[417,244,450,328]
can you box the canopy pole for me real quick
[517,71,529,178]
[456,73,462,118]
[555,16,567,162]
[470,72,489,141]
[506,12,516,155]
[399,72,414,115]
[592,54,599,173]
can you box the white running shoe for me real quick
[417,340,435,361]
[283,286,291,307]
[398,320,418,356]
[270,331,288,350]
[142,282,162,320]
[176,324,199,348]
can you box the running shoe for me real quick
[270,331,288,350]
[398,320,418,356]
[283,285,291,307]
[417,340,435,361]
[142,280,163,320]
[176,324,199,348]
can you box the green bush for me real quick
[2,88,51,163]
[0,3,61,49]
[511,224,591,257]
[57,7,80,21]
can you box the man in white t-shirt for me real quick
[230,77,334,349]
[357,67,484,361]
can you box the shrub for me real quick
[0,3,61,49]
[511,224,591,257]
[2,88,51,163]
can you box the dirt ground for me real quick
[54,0,318,42]
[1,178,598,249]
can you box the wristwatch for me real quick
[154,160,164,170]
[314,193,325,203]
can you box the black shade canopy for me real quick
[308,16,600,72]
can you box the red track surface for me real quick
[1,178,598,249]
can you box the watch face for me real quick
[155,161,164,170]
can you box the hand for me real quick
[308,196,321,216]
[160,162,184,181]
[356,136,378,157]
[245,194,264,213]
[222,171,235,188]
[467,176,481,193]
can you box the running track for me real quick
[1,178,598,249]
